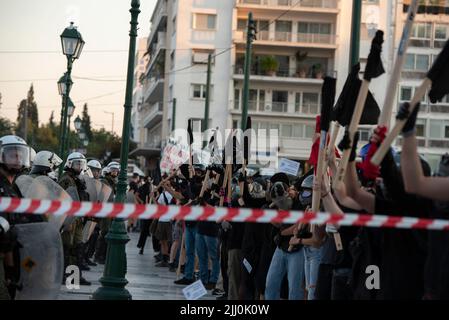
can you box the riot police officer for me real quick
[94,161,119,264]
[0,135,33,299]
[29,151,63,181]
[59,152,91,285]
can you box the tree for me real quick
[0,92,3,110]
[17,84,39,143]
[0,117,14,137]
[81,103,93,141]
[49,111,55,129]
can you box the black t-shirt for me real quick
[137,183,151,203]
[374,196,429,300]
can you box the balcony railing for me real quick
[237,30,336,46]
[237,0,338,9]
[274,31,292,42]
[234,65,332,80]
[297,32,336,44]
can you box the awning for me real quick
[129,147,161,158]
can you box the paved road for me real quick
[58,232,219,300]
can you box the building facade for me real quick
[393,0,449,170]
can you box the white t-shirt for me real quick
[157,191,173,222]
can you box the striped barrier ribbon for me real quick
[0,197,448,230]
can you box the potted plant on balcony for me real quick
[295,51,308,78]
[312,63,324,79]
[260,55,279,76]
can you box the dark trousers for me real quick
[331,268,353,300]
[220,236,229,296]
[137,220,151,249]
[85,228,99,259]
[315,263,333,300]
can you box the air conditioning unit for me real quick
[264,104,271,111]
[192,52,209,64]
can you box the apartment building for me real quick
[134,0,421,173]
[392,0,449,170]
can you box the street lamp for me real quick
[60,22,85,59]
[78,131,86,140]
[67,98,75,118]
[83,140,89,147]
[58,21,84,177]
[92,0,140,301]
[57,73,73,96]
[74,115,82,131]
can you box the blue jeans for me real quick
[195,233,220,284]
[184,225,197,280]
[265,247,305,300]
[304,246,323,300]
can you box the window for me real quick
[416,55,429,71]
[430,119,444,139]
[295,93,301,112]
[272,90,288,112]
[192,49,215,64]
[298,22,332,34]
[435,24,447,40]
[293,124,304,137]
[234,89,240,110]
[170,51,175,70]
[411,23,431,39]
[400,86,412,101]
[445,125,449,139]
[232,120,239,129]
[305,125,315,138]
[281,124,293,137]
[302,92,319,114]
[191,84,213,99]
[194,13,216,30]
[193,84,202,98]
[359,129,371,142]
[416,119,426,137]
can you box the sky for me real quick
[0,0,157,135]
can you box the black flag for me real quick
[333,63,380,126]
[244,116,252,163]
[321,77,336,132]
[428,39,449,103]
[364,30,385,81]
[187,119,194,145]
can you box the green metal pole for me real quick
[66,116,71,154]
[349,0,362,68]
[171,98,176,132]
[59,58,73,178]
[203,54,212,148]
[92,0,140,300]
[241,12,254,131]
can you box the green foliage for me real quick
[260,55,279,74]
[81,103,93,141]
[0,117,15,137]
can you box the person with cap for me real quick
[59,152,91,286]
[264,172,307,300]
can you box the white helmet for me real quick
[65,152,87,174]
[30,151,62,175]
[87,160,102,170]
[0,135,31,171]
[30,148,37,164]
[107,161,120,175]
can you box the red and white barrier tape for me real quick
[0,197,448,230]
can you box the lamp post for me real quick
[92,0,140,300]
[74,115,82,132]
[58,21,84,177]
[66,98,75,153]
[57,73,73,152]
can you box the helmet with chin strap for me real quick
[0,135,32,173]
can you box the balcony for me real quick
[146,32,166,75]
[144,74,165,104]
[147,0,168,48]
[233,65,333,85]
[236,0,338,11]
[142,102,163,129]
[234,30,337,49]
[232,101,319,118]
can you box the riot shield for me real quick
[98,182,113,203]
[82,221,97,243]
[15,175,35,197]
[14,222,63,300]
[26,176,73,229]
[79,175,98,202]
